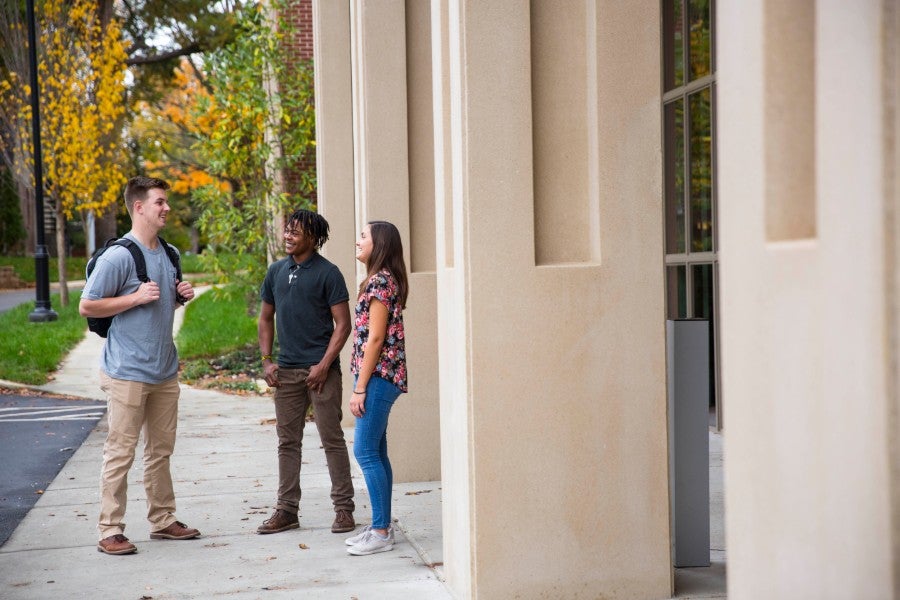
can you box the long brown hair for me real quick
[359,221,409,308]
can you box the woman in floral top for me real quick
[346,221,409,556]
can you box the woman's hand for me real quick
[350,391,366,417]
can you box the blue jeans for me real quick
[353,376,401,529]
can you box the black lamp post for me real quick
[26,0,57,322]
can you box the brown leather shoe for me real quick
[331,509,355,533]
[97,534,137,555]
[257,509,299,534]
[150,520,201,540]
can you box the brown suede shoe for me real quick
[331,509,355,533]
[150,520,201,540]
[97,534,137,555]
[257,509,299,534]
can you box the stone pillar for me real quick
[434,1,670,597]
[718,0,900,596]
[312,0,356,422]
[401,0,442,482]
[317,0,441,482]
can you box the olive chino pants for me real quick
[273,367,355,515]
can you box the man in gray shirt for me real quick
[80,176,199,555]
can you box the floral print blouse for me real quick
[350,269,407,392]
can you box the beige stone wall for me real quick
[884,1,900,590]
[718,0,898,597]
[434,1,670,597]
[397,0,441,483]
[316,0,441,483]
[311,0,356,421]
[314,0,900,597]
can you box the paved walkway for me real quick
[0,290,727,599]
[0,302,448,599]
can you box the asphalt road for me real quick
[0,284,84,315]
[0,393,106,547]
[0,289,39,314]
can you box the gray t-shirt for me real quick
[82,233,180,384]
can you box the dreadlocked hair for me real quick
[358,220,409,309]
[287,209,330,250]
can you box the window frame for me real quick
[662,0,721,429]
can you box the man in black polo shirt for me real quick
[257,209,356,535]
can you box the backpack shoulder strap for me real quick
[157,235,182,281]
[115,238,150,283]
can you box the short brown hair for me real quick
[124,176,169,215]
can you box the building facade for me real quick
[301,1,900,598]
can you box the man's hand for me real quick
[263,361,280,388]
[176,280,195,303]
[305,362,329,393]
[135,281,161,305]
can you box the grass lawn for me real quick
[0,292,86,385]
[176,286,263,393]
[0,256,89,284]
[0,284,263,392]
[0,253,251,286]
[0,255,204,284]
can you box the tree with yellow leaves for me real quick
[0,0,127,305]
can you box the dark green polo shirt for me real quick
[260,253,349,369]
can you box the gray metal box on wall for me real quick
[667,319,711,568]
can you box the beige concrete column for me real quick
[434,1,670,597]
[718,0,898,597]
[347,0,441,482]
[312,0,357,421]
[400,0,442,483]
[888,1,900,590]
[432,1,470,593]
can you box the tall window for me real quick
[663,0,719,427]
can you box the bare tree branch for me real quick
[125,42,201,66]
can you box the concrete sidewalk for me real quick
[0,307,448,599]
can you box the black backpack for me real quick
[85,236,184,338]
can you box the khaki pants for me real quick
[274,367,354,514]
[97,371,180,539]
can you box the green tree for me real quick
[0,2,39,254]
[118,0,242,74]
[0,165,26,254]
[115,1,246,255]
[191,1,316,295]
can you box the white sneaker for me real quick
[344,525,371,546]
[346,525,393,546]
[346,529,394,555]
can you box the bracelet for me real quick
[352,390,366,395]
[261,354,273,361]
